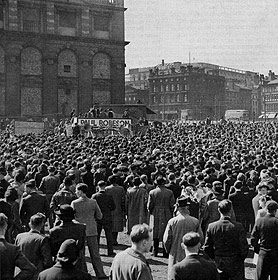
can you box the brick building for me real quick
[0,0,127,119]
[148,64,225,120]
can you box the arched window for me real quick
[21,47,42,75]
[58,49,77,77]
[93,53,110,79]
[0,46,4,73]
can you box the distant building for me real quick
[125,85,149,105]
[148,64,225,120]
[0,0,127,120]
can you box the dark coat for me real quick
[15,230,53,278]
[0,237,36,280]
[204,217,248,280]
[20,191,50,227]
[38,262,91,280]
[169,254,219,280]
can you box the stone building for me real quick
[0,0,127,119]
[124,84,149,105]
[148,64,226,120]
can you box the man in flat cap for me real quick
[204,199,248,280]
[0,213,36,280]
[163,196,203,279]
[38,239,91,280]
[251,200,278,280]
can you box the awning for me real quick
[146,107,156,115]
[258,113,278,119]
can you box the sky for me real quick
[125,0,278,75]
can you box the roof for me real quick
[267,79,278,85]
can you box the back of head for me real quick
[26,179,36,189]
[182,232,200,247]
[0,213,8,228]
[57,239,79,264]
[218,199,232,215]
[76,183,88,195]
[130,224,152,244]
[30,213,46,227]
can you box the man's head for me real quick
[218,199,232,216]
[130,224,153,254]
[29,213,46,231]
[75,183,88,198]
[97,180,106,190]
[266,200,278,215]
[24,179,36,194]
[181,232,201,254]
[54,204,75,221]
[0,213,8,235]
[57,239,79,265]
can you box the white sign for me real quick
[14,121,45,135]
[75,118,132,128]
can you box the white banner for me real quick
[74,118,132,128]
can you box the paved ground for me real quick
[87,230,256,280]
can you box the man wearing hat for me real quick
[147,175,175,257]
[49,204,86,272]
[204,199,248,280]
[38,239,91,280]
[251,200,278,280]
[15,213,52,279]
[169,232,218,280]
[163,196,203,279]
[0,213,36,280]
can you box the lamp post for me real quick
[259,74,266,122]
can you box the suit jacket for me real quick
[20,191,50,227]
[228,190,250,219]
[251,213,278,253]
[204,216,248,260]
[39,175,60,196]
[49,220,86,258]
[38,262,91,280]
[15,230,52,276]
[169,254,219,280]
[0,237,36,280]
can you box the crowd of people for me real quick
[1,120,278,279]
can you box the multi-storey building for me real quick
[0,0,127,119]
[124,85,148,105]
[148,64,225,120]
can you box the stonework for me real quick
[93,90,110,104]
[93,53,110,79]
[58,88,78,117]
[21,87,42,116]
[0,86,5,115]
[0,47,4,73]
[21,47,42,75]
[58,50,77,77]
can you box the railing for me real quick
[23,20,40,33]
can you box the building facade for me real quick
[124,84,148,105]
[0,0,127,119]
[148,64,225,120]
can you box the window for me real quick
[184,94,188,102]
[166,85,169,92]
[59,11,76,28]
[160,85,164,92]
[21,8,40,32]
[177,94,180,102]
[64,65,71,73]
[177,84,180,91]
[94,15,109,31]
[171,84,175,91]
[0,5,4,28]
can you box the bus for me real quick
[224,110,249,122]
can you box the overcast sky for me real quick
[125,0,278,75]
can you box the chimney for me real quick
[162,59,165,66]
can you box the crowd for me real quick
[1,120,278,279]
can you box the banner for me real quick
[74,118,132,129]
[14,121,45,135]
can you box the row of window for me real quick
[265,103,278,112]
[265,94,278,101]
[263,86,278,93]
[152,84,189,93]
[149,94,188,104]
[0,46,111,79]
[0,5,112,37]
